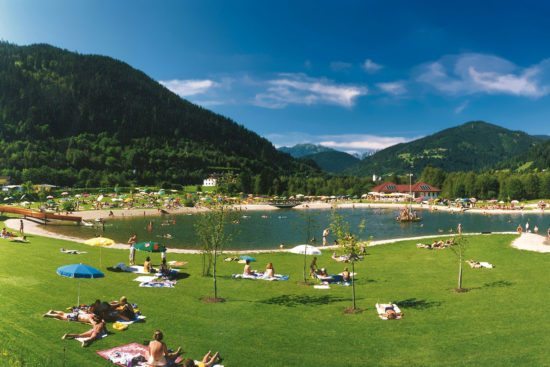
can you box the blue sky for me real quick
[1,0,550,153]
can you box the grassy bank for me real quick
[0,227,548,366]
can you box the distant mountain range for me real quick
[278,144,360,173]
[346,121,546,176]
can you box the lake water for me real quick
[43,208,549,250]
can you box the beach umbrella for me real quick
[56,263,104,305]
[135,241,166,253]
[288,244,322,256]
[84,237,115,267]
[61,192,69,196]
[239,255,256,262]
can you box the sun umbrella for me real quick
[239,255,256,262]
[135,241,167,253]
[288,244,322,255]
[84,237,115,267]
[56,263,104,305]
[61,192,69,196]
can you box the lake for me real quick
[43,207,549,250]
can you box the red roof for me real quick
[372,181,440,193]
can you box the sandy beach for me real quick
[511,232,550,253]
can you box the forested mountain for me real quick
[278,143,334,158]
[0,42,318,187]
[302,151,360,173]
[501,139,550,171]
[347,121,544,177]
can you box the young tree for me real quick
[194,203,237,301]
[330,209,365,311]
[448,229,468,292]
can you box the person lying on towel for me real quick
[43,310,96,324]
[181,351,222,367]
[62,315,107,347]
[381,305,402,320]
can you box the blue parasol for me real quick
[57,264,104,305]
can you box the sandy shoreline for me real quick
[511,233,550,253]
[3,202,548,254]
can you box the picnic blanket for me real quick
[60,248,87,254]
[376,303,403,320]
[97,343,223,367]
[232,273,289,281]
[139,280,176,288]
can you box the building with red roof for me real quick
[371,181,441,199]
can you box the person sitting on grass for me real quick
[147,330,181,367]
[263,262,275,278]
[181,351,221,367]
[243,260,256,276]
[158,259,171,278]
[109,296,136,321]
[309,257,318,278]
[62,315,107,347]
[342,267,351,282]
[43,310,95,324]
[144,256,153,273]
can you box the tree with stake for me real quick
[330,209,365,312]
[449,228,468,292]
[194,202,237,302]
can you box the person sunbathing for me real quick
[109,296,136,321]
[43,310,95,324]
[381,305,402,320]
[147,330,181,367]
[182,351,221,367]
[263,262,275,278]
[144,257,153,273]
[342,267,351,282]
[158,259,171,278]
[331,252,349,262]
[243,260,256,276]
[62,315,107,347]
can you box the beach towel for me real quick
[466,260,494,269]
[167,260,188,268]
[376,303,403,320]
[9,237,29,243]
[314,284,331,289]
[117,315,146,325]
[60,248,87,254]
[139,280,176,288]
[232,273,289,281]
[133,275,158,283]
[97,343,191,367]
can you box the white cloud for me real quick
[416,53,550,97]
[377,81,407,95]
[159,79,219,97]
[266,132,415,152]
[454,100,469,114]
[330,61,352,71]
[363,58,383,73]
[254,73,367,108]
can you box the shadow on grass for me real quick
[260,294,347,307]
[395,298,442,310]
[483,280,513,288]
[172,272,190,280]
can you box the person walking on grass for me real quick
[19,219,24,236]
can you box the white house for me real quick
[203,177,217,187]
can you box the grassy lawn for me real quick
[0,225,548,366]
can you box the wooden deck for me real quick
[0,206,82,223]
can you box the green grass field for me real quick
[0,223,548,366]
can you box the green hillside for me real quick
[0,42,316,187]
[303,150,360,173]
[347,121,543,176]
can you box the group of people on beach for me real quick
[309,256,352,282]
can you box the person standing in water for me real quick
[322,228,330,246]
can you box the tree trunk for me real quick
[303,251,307,283]
[457,255,463,290]
[351,261,356,310]
[213,247,218,299]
